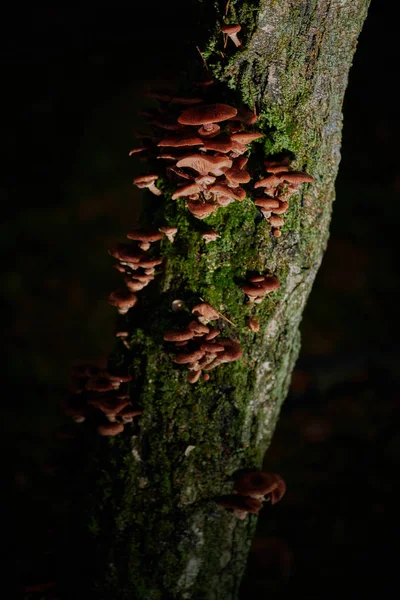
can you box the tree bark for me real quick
[64,1,370,598]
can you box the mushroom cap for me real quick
[164,329,195,342]
[108,289,138,309]
[203,139,235,154]
[254,175,281,189]
[218,494,262,514]
[172,183,202,200]
[202,231,220,243]
[230,132,263,143]
[224,167,251,184]
[132,174,159,185]
[260,275,280,292]
[159,226,178,235]
[108,244,144,263]
[254,198,280,210]
[210,184,246,201]
[275,170,314,184]
[191,303,220,322]
[187,320,210,336]
[269,215,284,227]
[173,349,205,364]
[270,200,289,214]
[97,422,124,436]
[187,201,217,219]
[249,318,260,332]
[126,229,163,243]
[177,154,232,176]
[234,471,284,499]
[221,24,242,35]
[178,103,238,126]
[158,133,204,147]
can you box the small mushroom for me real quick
[97,422,125,436]
[221,24,242,48]
[108,289,138,314]
[126,229,163,251]
[159,226,178,243]
[132,174,161,196]
[191,303,220,324]
[218,494,263,519]
[202,231,220,244]
[249,318,260,332]
[234,471,286,502]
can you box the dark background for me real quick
[2,2,399,598]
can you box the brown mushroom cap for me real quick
[97,422,124,436]
[234,471,285,500]
[221,24,242,35]
[254,175,281,189]
[172,183,202,200]
[249,318,260,332]
[176,154,232,176]
[178,103,238,126]
[230,132,263,143]
[132,174,159,186]
[254,198,280,210]
[198,123,221,138]
[202,139,235,154]
[108,289,138,311]
[218,494,263,519]
[164,329,195,342]
[192,303,220,322]
[224,167,251,184]
[269,215,284,227]
[187,201,217,219]
[275,171,314,184]
[173,349,205,364]
[108,244,143,263]
[260,275,280,292]
[158,133,204,147]
[210,184,246,201]
[202,231,220,243]
[126,229,163,243]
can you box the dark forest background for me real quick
[2,2,399,598]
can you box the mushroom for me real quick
[126,229,163,251]
[132,174,161,196]
[202,231,220,244]
[249,318,260,332]
[191,302,220,324]
[176,154,233,177]
[234,472,286,504]
[218,495,263,519]
[269,215,284,228]
[157,132,204,148]
[178,103,238,134]
[171,183,202,200]
[108,289,138,314]
[97,422,125,436]
[230,132,263,144]
[210,183,246,202]
[159,226,178,243]
[221,24,242,48]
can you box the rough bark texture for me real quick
[64,2,370,599]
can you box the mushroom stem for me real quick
[148,182,161,196]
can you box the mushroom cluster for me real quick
[130,93,264,220]
[241,273,281,303]
[219,471,286,519]
[63,364,140,435]
[254,158,314,237]
[164,302,242,383]
[107,226,177,313]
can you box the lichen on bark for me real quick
[63,2,371,599]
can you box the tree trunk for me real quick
[63,1,370,598]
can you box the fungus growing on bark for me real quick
[218,495,263,519]
[234,471,286,503]
[191,302,220,324]
[158,132,204,148]
[132,174,161,196]
[108,289,138,314]
[159,226,178,243]
[126,229,163,251]
[178,103,238,134]
[202,231,220,244]
[221,24,242,48]
[176,154,232,177]
[241,275,280,303]
[249,318,260,332]
[97,422,125,436]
